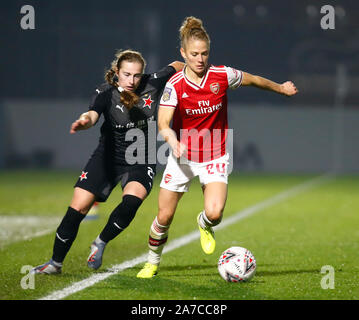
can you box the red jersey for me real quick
[159,65,242,162]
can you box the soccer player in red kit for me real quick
[137,16,298,278]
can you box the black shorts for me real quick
[74,150,156,202]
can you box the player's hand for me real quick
[70,118,90,134]
[173,141,187,158]
[280,81,298,96]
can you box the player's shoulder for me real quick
[209,65,242,83]
[209,65,228,73]
[137,73,151,90]
[94,82,114,95]
[137,65,177,92]
[142,65,177,83]
[167,70,184,86]
[136,71,160,94]
[151,65,177,79]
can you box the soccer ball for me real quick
[218,246,256,282]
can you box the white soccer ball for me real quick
[218,246,256,282]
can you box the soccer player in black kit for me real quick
[32,50,184,274]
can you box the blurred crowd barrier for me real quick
[1,100,358,173]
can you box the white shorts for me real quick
[160,153,230,193]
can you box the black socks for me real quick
[51,195,143,264]
[99,195,143,243]
[52,206,85,264]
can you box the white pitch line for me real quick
[39,173,334,300]
[217,173,335,231]
[0,216,61,248]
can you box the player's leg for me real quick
[88,165,155,270]
[54,188,96,262]
[97,181,147,243]
[88,182,146,270]
[31,187,96,274]
[198,181,227,253]
[202,181,227,223]
[137,188,183,278]
[197,154,229,254]
[32,151,111,274]
[150,188,183,258]
[137,153,192,278]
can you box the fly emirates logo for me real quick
[185,100,222,116]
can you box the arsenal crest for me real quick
[210,82,220,94]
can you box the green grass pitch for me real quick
[0,170,358,300]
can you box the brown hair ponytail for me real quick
[105,68,117,87]
[104,49,146,109]
[119,90,139,108]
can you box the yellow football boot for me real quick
[136,262,158,278]
[197,213,216,254]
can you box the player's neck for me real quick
[184,66,207,85]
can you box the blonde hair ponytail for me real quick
[179,16,210,50]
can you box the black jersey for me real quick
[89,65,176,165]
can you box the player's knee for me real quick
[110,195,143,229]
[70,204,91,215]
[70,196,94,215]
[71,188,96,215]
[157,208,174,227]
[205,205,224,224]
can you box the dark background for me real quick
[1,0,358,106]
[1,1,358,172]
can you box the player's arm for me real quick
[70,110,99,134]
[241,72,298,96]
[168,61,185,72]
[158,107,186,158]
